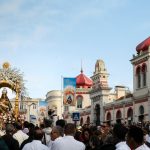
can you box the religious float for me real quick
[0,62,26,128]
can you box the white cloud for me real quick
[0,40,20,48]
[0,0,21,14]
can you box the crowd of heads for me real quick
[0,118,150,150]
[73,121,150,150]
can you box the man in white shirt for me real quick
[113,124,130,150]
[42,119,52,146]
[13,122,28,147]
[52,123,85,150]
[51,126,64,150]
[126,125,150,150]
[22,128,49,150]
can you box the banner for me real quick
[63,78,76,106]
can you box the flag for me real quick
[63,78,76,106]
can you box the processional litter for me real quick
[0,62,26,128]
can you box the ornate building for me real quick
[45,69,93,125]
[90,60,112,125]
[45,37,150,125]
[91,37,150,125]
[72,69,92,125]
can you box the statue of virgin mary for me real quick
[0,88,12,113]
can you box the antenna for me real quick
[81,59,83,73]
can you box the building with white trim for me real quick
[91,37,150,125]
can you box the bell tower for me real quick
[130,37,150,122]
[90,59,112,125]
[93,59,109,89]
[131,37,150,95]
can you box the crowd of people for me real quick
[0,119,150,150]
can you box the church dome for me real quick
[76,70,92,88]
[136,37,150,53]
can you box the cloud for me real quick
[53,0,128,32]
[0,0,21,14]
[0,40,21,55]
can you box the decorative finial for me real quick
[81,59,83,73]
[2,62,10,69]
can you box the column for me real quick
[91,98,94,124]
[133,101,135,122]
[112,104,115,124]
[123,103,125,122]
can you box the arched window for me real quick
[116,110,122,123]
[106,112,111,121]
[95,104,100,126]
[127,108,133,119]
[116,110,122,119]
[139,105,144,122]
[136,66,141,88]
[87,116,90,124]
[139,105,144,115]
[142,64,147,87]
[80,117,83,126]
[127,108,133,125]
[77,95,83,108]
[33,104,36,109]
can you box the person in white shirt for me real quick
[51,126,64,150]
[113,124,130,150]
[22,128,49,150]
[42,119,52,146]
[13,122,28,147]
[52,123,85,150]
[126,125,150,150]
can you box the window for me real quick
[23,104,27,109]
[33,104,36,109]
[95,104,100,126]
[106,112,111,121]
[142,64,147,87]
[136,66,141,88]
[77,96,83,108]
[138,73,141,88]
[127,108,133,118]
[64,106,69,111]
[87,116,90,124]
[80,117,83,126]
[116,110,122,119]
[139,105,144,115]
[20,103,23,109]
[143,73,146,86]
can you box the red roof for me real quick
[76,71,92,87]
[136,37,150,52]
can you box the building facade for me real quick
[10,96,40,124]
[65,69,92,125]
[91,37,150,125]
[45,70,93,125]
[45,37,150,126]
[45,90,62,123]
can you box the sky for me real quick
[0,0,150,99]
